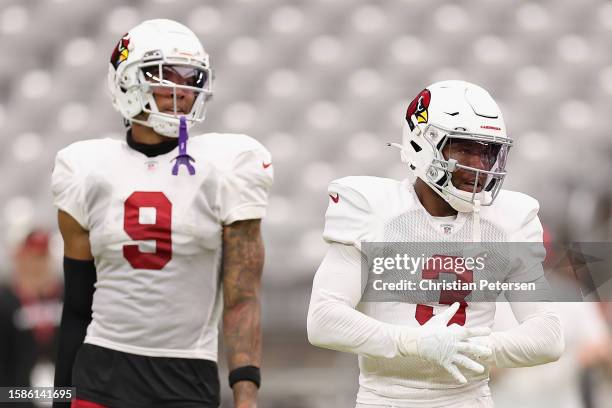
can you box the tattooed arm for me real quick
[222,219,264,408]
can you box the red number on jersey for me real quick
[123,192,172,270]
[415,255,473,326]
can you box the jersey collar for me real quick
[126,129,178,157]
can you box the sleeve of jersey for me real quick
[322,180,372,247]
[489,198,564,368]
[51,148,88,230]
[218,147,274,225]
[489,302,564,368]
[504,199,551,302]
[307,243,414,359]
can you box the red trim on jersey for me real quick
[71,398,110,408]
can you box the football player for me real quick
[51,20,273,408]
[307,80,564,407]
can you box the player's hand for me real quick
[465,334,495,366]
[413,302,493,384]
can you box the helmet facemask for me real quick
[122,51,213,137]
[420,124,512,211]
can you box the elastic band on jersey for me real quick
[172,116,196,176]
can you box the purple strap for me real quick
[172,116,195,176]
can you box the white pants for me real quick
[355,395,494,408]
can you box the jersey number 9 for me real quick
[123,191,172,270]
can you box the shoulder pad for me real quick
[323,176,406,246]
[190,133,271,170]
[485,189,542,241]
[56,138,121,168]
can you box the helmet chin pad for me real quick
[149,114,182,137]
[129,112,194,138]
[420,172,491,213]
[444,184,485,212]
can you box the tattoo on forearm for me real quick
[222,219,264,370]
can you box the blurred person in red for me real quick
[577,302,612,408]
[490,229,611,408]
[0,229,62,390]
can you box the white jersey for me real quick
[322,176,545,405]
[51,133,273,361]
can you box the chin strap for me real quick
[171,116,196,176]
[472,199,481,243]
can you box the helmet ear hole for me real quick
[435,172,447,187]
[436,136,447,151]
[410,141,422,152]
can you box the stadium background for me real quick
[0,0,611,407]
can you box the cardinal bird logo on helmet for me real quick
[110,33,131,68]
[406,89,431,131]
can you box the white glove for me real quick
[399,302,493,384]
[465,335,494,367]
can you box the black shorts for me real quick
[72,343,220,408]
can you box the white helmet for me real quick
[395,80,512,212]
[107,19,213,137]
